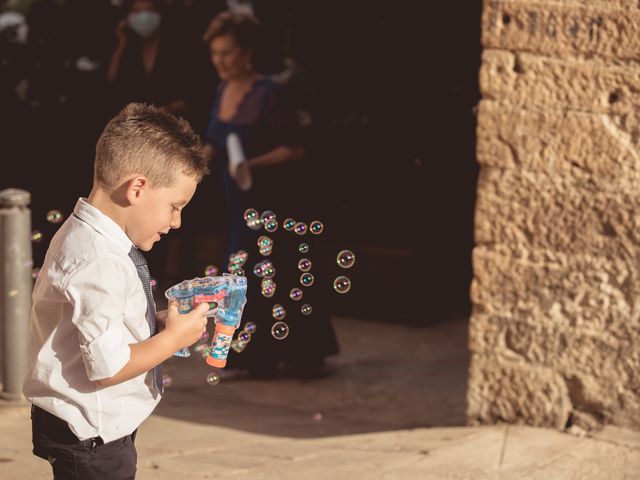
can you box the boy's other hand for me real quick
[165,302,209,350]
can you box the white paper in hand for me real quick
[226,133,252,191]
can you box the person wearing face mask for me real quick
[106,0,195,117]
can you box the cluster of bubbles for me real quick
[231,320,257,353]
[227,249,248,276]
[29,210,68,285]
[261,277,276,298]
[31,210,66,246]
[254,259,275,279]
[241,208,358,342]
[257,235,273,256]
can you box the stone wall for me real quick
[468,0,640,431]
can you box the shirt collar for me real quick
[73,198,133,255]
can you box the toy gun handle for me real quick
[206,323,237,368]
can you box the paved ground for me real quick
[1,316,639,479]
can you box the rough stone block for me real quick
[480,50,640,114]
[476,100,640,190]
[470,245,640,335]
[467,356,572,429]
[474,167,640,260]
[482,0,640,60]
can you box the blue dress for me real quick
[205,77,291,259]
[205,77,339,374]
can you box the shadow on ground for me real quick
[154,315,470,439]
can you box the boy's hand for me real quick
[164,302,210,350]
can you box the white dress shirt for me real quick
[23,198,161,443]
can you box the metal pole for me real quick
[0,188,32,402]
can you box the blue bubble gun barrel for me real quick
[164,274,247,361]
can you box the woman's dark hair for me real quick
[203,11,261,51]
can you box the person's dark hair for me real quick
[95,103,209,189]
[122,0,164,13]
[203,10,261,51]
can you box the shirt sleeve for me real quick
[64,256,133,381]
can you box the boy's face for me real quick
[129,172,198,251]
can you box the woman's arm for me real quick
[248,145,304,168]
[107,19,128,83]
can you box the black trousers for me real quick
[31,405,138,480]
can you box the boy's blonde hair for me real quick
[94,103,209,189]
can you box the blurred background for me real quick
[0,0,481,326]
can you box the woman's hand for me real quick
[114,18,129,50]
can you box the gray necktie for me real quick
[128,246,163,395]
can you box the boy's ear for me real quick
[124,175,150,205]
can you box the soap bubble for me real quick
[238,330,251,343]
[204,265,219,276]
[301,304,313,315]
[260,210,277,223]
[244,208,262,230]
[247,217,262,230]
[253,262,265,277]
[231,339,246,353]
[337,250,356,269]
[310,220,324,235]
[271,321,289,340]
[313,412,323,421]
[283,218,296,231]
[297,258,312,272]
[232,268,245,277]
[46,210,64,224]
[298,243,310,254]
[264,219,278,232]
[333,276,352,294]
[243,321,257,334]
[272,304,286,320]
[300,272,315,287]
[149,278,157,289]
[257,236,273,249]
[243,208,258,222]
[261,278,276,298]
[262,263,276,279]
[206,372,221,385]
[294,222,308,235]
[259,246,273,256]
[31,230,43,243]
[31,268,41,279]
[289,287,303,301]
[228,250,248,267]
[162,375,173,388]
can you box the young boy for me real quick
[23,103,211,479]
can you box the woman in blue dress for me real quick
[203,11,339,378]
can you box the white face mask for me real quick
[127,11,161,38]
